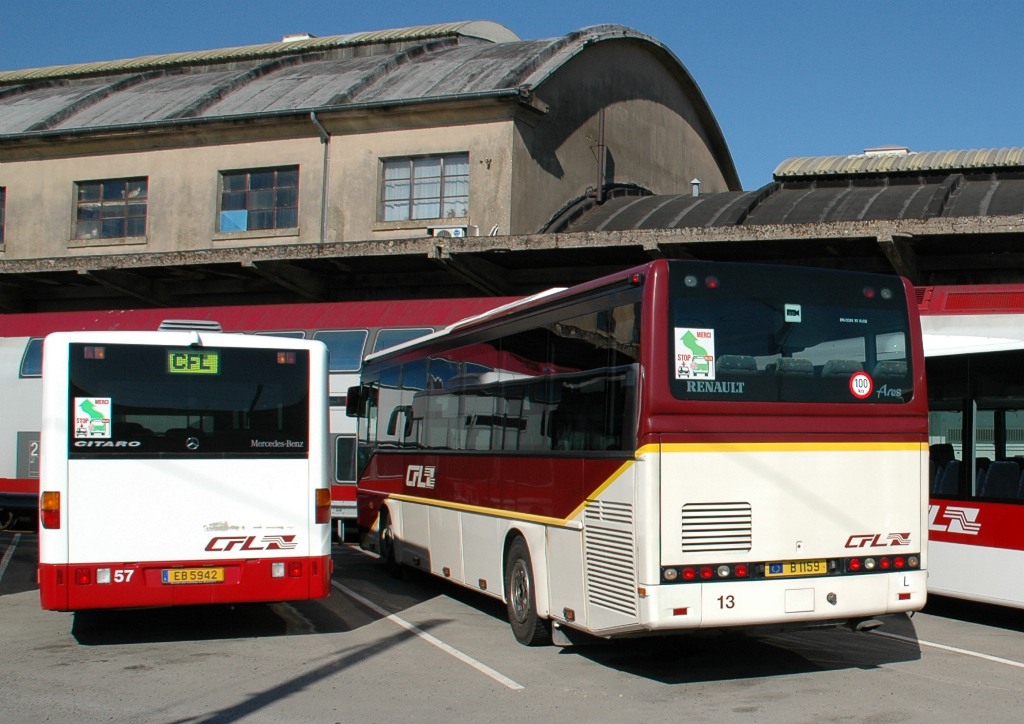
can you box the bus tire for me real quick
[379,512,402,579]
[504,537,551,646]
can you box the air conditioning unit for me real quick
[429,226,467,238]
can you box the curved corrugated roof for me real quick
[0,21,519,83]
[557,146,1024,232]
[775,147,1024,178]
[0,19,734,190]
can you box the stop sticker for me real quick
[849,372,873,399]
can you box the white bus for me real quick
[38,325,332,611]
[352,260,928,645]
[920,283,1024,608]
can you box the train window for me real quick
[314,329,368,372]
[373,327,433,353]
[19,338,43,378]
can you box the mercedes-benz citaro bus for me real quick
[38,322,332,611]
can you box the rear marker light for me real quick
[673,608,689,616]
[898,593,911,601]
[40,491,61,530]
[315,488,331,524]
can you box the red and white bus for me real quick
[38,326,332,610]
[0,298,509,534]
[351,259,929,645]
[920,283,1024,608]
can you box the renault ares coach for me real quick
[920,283,1024,609]
[350,259,929,645]
[37,325,332,611]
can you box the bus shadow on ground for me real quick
[925,594,1024,634]
[568,613,922,683]
[71,603,312,645]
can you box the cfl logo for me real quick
[845,532,912,548]
[406,464,436,489]
[928,505,981,535]
[205,534,298,551]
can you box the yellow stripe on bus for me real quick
[384,441,925,527]
[643,441,926,455]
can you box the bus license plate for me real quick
[765,560,827,578]
[162,567,225,584]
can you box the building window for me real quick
[75,178,147,240]
[0,186,5,243]
[219,166,298,232]
[381,153,469,222]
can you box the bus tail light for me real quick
[272,561,304,578]
[315,488,330,524]
[40,491,61,529]
[75,568,91,585]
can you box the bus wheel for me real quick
[0,509,14,531]
[379,514,402,579]
[504,537,551,646]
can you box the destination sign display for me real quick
[167,350,221,375]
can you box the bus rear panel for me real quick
[38,331,331,612]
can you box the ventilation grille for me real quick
[158,319,223,332]
[681,502,752,553]
[584,500,637,617]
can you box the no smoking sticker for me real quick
[849,371,873,399]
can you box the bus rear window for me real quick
[667,262,912,404]
[67,342,310,457]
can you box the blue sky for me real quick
[2,1,1020,190]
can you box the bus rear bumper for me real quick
[38,555,332,612]
[634,570,927,633]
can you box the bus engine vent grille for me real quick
[680,502,753,553]
[584,501,637,617]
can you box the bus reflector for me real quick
[315,488,330,524]
[40,491,61,529]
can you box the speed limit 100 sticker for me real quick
[849,371,874,399]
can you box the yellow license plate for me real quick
[765,559,827,578]
[162,567,225,584]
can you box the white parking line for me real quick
[0,533,21,584]
[873,629,1024,669]
[332,579,524,691]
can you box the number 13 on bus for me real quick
[350,259,928,645]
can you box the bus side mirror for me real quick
[346,385,375,417]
